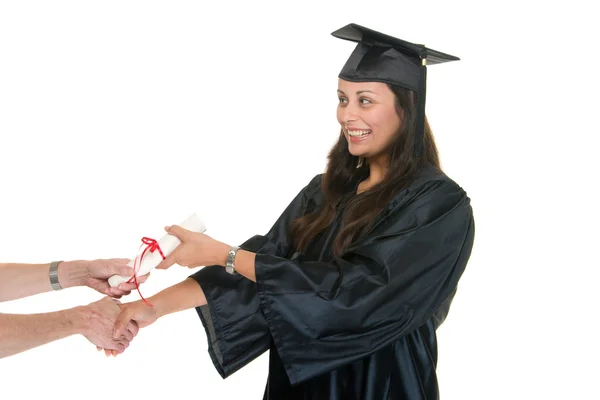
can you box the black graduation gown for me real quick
[189,167,475,399]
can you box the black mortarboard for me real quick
[331,23,459,156]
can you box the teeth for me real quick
[348,129,371,137]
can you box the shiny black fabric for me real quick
[190,167,475,399]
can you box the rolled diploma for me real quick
[108,213,206,287]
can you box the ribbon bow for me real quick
[127,237,166,306]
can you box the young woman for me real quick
[112,23,475,399]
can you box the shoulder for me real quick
[383,167,472,222]
[407,167,469,201]
[308,173,324,188]
[302,173,324,199]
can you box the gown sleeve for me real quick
[253,177,475,385]
[188,174,322,379]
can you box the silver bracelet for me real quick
[49,261,63,290]
[225,246,240,275]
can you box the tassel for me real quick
[414,54,428,157]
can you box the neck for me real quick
[361,155,387,190]
[368,153,388,178]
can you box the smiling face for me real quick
[337,79,403,162]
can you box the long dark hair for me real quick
[290,84,442,256]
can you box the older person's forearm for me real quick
[0,261,88,302]
[0,307,87,359]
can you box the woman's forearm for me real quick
[211,244,257,283]
[150,278,208,319]
[0,307,86,359]
[231,249,257,282]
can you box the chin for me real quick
[347,145,368,158]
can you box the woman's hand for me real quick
[155,225,231,270]
[96,299,155,357]
[113,300,158,337]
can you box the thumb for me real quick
[113,265,135,277]
[156,252,177,269]
[103,260,134,278]
[113,309,131,338]
[165,224,192,241]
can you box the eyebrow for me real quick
[337,89,377,95]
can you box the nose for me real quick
[338,101,360,126]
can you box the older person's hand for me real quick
[96,299,157,357]
[58,258,149,298]
[80,297,139,355]
[85,258,150,298]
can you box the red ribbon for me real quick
[127,237,166,306]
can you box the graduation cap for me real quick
[331,23,459,156]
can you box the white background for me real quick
[0,1,598,399]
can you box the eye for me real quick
[338,97,348,105]
[359,97,372,105]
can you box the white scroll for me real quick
[108,213,206,287]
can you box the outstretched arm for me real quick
[0,297,138,359]
[0,259,148,302]
[113,277,206,338]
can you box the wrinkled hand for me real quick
[85,258,150,298]
[97,300,158,357]
[155,225,229,270]
[82,297,139,355]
